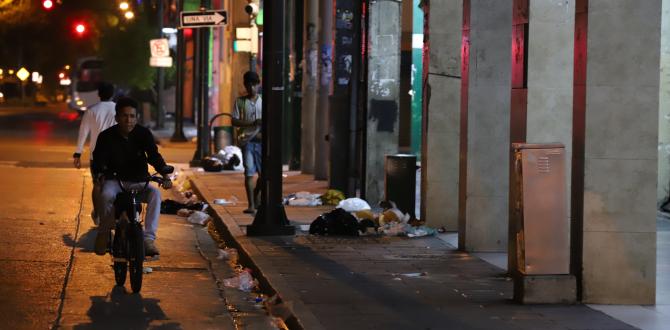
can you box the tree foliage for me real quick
[99,14,156,90]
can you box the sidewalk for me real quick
[190,171,636,330]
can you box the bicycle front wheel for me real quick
[128,223,144,293]
[112,231,127,286]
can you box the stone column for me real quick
[423,1,462,231]
[659,0,670,204]
[464,0,513,251]
[526,0,575,261]
[301,0,318,174]
[582,0,660,304]
[364,0,402,205]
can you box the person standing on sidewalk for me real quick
[232,71,262,214]
[73,82,117,225]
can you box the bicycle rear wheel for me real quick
[128,223,144,293]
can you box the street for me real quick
[0,104,239,329]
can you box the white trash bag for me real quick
[336,197,372,212]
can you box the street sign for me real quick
[16,67,29,81]
[180,10,227,28]
[150,38,170,58]
[150,56,173,68]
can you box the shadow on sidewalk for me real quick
[73,286,179,330]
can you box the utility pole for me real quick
[314,0,332,180]
[171,0,187,142]
[156,0,165,129]
[301,0,318,174]
[190,0,211,166]
[247,0,295,236]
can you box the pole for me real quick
[156,0,165,129]
[301,0,318,174]
[171,0,187,142]
[314,0,332,180]
[247,0,295,236]
[190,1,212,166]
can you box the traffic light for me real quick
[74,22,86,36]
[42,0,53,10]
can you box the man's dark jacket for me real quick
[93,124,167,182]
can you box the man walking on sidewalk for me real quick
[232,71,262,214]
[73,82,117,225]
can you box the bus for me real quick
[68,57,103,112]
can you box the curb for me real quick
[189,175,326,330]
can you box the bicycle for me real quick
[109,166,174,293]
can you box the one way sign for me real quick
[180,10,227,28]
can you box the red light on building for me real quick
[184,28,193,38]
[43,0,53,10]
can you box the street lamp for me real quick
[119,2,130,11]
[124,11,135,20]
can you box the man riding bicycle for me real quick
[92,97,172,257]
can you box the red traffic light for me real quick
[42,0,53,10]
[74,23,86,35]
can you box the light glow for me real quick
[119,2,129,10]
[124,11,134,20]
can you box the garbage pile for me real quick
[282,189,345,207]
[307,198,437,238]
[160,168,212,226]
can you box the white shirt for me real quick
[75,101,117,159]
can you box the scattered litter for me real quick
[284,191,322,206]
[143,267,153,274]
[337,197,371,212]
[216,248,238,262]
[223,269,258,292]
[161,199,206,214]
[213,196,239,206]
[177,208,193,217]
[319,189,345,205]
[379,208,410,225]
[397,272,428,278]
[187,210,211,225]
[381,222,407,236]
[264,294,294,322]
[406,226,437,238]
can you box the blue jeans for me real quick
[242,142,262,177]
[100,180,162,241]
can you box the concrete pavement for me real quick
[189,170,637,330]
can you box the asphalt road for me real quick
[0,104,239,329]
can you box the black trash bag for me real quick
[309,208,359,236]
[202,157,223,172]
[223,154,241,170]
[160,199,205,214]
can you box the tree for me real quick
[99,13,156,90]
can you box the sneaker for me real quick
[144,239,160,256]
[94,231,109,256]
